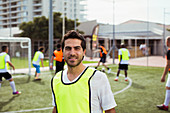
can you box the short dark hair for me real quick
[38,46,44,51]
[1,45,8,52]
[57,43,61,49]
[62,30,86,51]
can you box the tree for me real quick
[19,12,80,40]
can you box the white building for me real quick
[0,0,87,30]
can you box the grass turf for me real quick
[0,65,168,113]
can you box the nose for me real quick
[70,48,76,56]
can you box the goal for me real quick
[0,37,31,75]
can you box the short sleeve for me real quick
[40,53,44,59]
[118,49,122,55]
[5,54,10,63]
[93,71,117,111]
[167,50,170,60]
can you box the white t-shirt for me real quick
[32,51,44,65]
[52,67,117,113]
[0,52,10,73]
[119,48,130,64]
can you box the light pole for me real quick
[112,0,115,64]
[49,0,53,69]
[74,0,77,31]
[62,1,65,37]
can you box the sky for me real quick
[86,0,170,25]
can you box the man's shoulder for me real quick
[91,70,108,81]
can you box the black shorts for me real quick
[100,54,106,63]
[55,61,65,74]
[0,72,12,81]
[118,64,128,70]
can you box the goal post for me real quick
[0,37,31,75]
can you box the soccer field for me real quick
[0,65,168,113]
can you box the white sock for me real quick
[125,77,128,80]
[116,76,119,79]
[10,81,17,92]
[164,90,170,106]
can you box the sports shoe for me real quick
[125,78,128,81]
[114,78,118,81]
[13,91,21,95]
[157,104,168,111]
[34,78,41,81]
[108,69,111,73]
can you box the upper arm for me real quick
[96,72,117,111]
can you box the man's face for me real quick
[63,39,85,67]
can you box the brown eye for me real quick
[65,46,71,51]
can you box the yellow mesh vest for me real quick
[51,67,96,113]
[33,51,42,64]
[0,53,7,69]
[119,49,129,62]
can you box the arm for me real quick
[41,58,44,67]
[161,60,170,82]
[105,108,116,113]
[7,61,15,70]
[52,106,57,113]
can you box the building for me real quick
[0,0,87,30]
[77,20,170,57]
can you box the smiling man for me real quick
[51,30,117,113]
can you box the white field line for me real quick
[111,72,132,95]
[1,71,132,113]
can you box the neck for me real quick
[67,63,86,81]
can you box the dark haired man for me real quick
[50,44,65,74]
[51,30,117,113]
[32,47,44,80]
[0,46,21,95]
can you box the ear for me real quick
[83,49,86,55]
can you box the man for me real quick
[157,36,170,111]
[115,43,130,81]
[0,45,21,95]
[95,44,111,73]
[50,44,65,74]
[32,47,44,80]
[51,30,117,113]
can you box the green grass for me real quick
[11,57,97,69]
[0,65,168,113]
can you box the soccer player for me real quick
[95,43,111,73]
[157,36,170,111]
[50,44,65,74]
[51,30,117,113]
[32,47,44,80]
[0,45,21,95]
[115,43,130,81]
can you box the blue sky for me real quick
[87,0,170,25]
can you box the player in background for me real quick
[50,44,65,74]
[0,45,21,95]
[157,36,170,111]
[32,47,44,80]
[115,43,130,81]
[95,43,111,73]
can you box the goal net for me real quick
[0,37,31,75]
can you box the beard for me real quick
[65,55,84,67]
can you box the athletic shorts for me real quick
[166,73,170,87]
[55,61,65,74]
[0,72,12,81]
[33,64,40,73]
[118,64,128,70]
[100,54,106,63]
